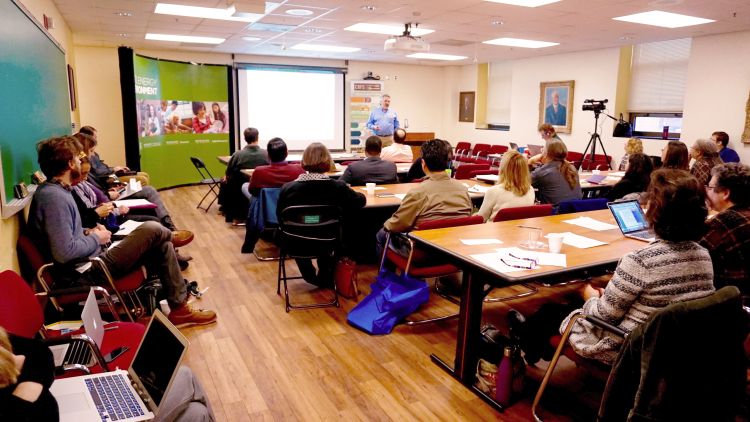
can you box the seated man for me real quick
[405,139,454,181]
[220,127,269,224]
[376,139,472,257]
[341,136,397,186]
[246,137,305,196]
[29,136,216,328]
[79,126,150,186]
[379,128,413,163]
[700,162,750,294]
[712,131,740,163]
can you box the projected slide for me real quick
[237,67,344,151]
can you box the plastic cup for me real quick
[366,183,376,195]
[520,227,545,249]
[547,233,565,253]
[159,299,171,316]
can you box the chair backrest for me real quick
[190,156,216,181]
[190,156,206,169]
[567,151,584,169]
[494,204,554,222]
[557,198,609,214]
[488,145,509,155]
[455,163,490,179]
[278,205,342,256]
[472,143,491,157]
[455,141,471,153]
[415,215,484,230]
[0,270,44,338]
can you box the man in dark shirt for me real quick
[221,127,269,223]
[341,136,397,186]
[246,137,305,196]
[700,162,750,293]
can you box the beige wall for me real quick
[0,0,76,273]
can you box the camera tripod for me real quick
[580,110,612,170]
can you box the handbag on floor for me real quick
[347,269,429,335]
[334,257,359,299]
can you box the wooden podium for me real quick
[403,132,435,161]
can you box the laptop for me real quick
[509,142,519,152]
[50,311,189,422]
[608,200,656,242]
[49,289,104,368]
[526,144,544,156]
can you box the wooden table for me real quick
[241,162,415,180]
[408,209,644,410]
[357,180,489,208]
[218,152,365,166]
[475,170,623,198]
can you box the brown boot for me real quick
[167,303,217,328]
[171,230,194,247]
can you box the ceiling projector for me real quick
[384,23,430,54]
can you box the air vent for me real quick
[247,22,297,32]
[433,39,473,47]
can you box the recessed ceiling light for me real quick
[407,53,467,61]
[483,0,561,7]
[344,23,434,36]
[285,9,313,16]
[113,11,133,17]
[155,2,265,22]
[619,35,633,40]
[612,10,715,28]
[491,19,504,25]
[361,5,377,11]
[145,33,225,44]
[303,28,324,33]
[291,44,361,53]
[483,37,559,48]
[242,36,261,41]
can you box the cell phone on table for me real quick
[103,346,129,363]
[376,193,395,198]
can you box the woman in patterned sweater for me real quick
[511,169,715,364]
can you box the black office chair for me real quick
[276,205,341,312]
[189,157,221,212]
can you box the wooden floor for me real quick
[161,185,605,421]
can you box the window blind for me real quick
[628,38,691,112]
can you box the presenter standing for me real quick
[366,94,399,147]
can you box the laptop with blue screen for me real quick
[608,200,656,242]
[50,311,188,422]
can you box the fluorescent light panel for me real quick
[407,53,467,61]
[291,44,360,53]
[483,0,561,7]
[344,23,434,36]
[483,37,558,48]
[154,2,268,22]
[612,11,715,28]
[145,33,225,44]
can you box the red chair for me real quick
[469,168,497,179]
[492,204,554,222]
[487,145,509,166]
[566,151,584,169]
[465,143,492,163]
[454,163,490,179]
[0,270,145,376]
[380,215,484,325]
[455,141,471,158]
[580,154,612,171]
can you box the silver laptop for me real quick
[49,288,104,368]
[608,200,656,242]
[526,144,544,156]
[50,311,189,422]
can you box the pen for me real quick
[516,225,542,230]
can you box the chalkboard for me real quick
[0,0,71,206]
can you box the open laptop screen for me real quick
[131,315,186,407]
[609,200,649,234]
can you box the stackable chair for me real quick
[276,205,342,312]
[566,151,584,169]
[487,145,509,166]
[189,156,222,212]
[454,163,490,179]
[455,141,472,158]
[556,198,609,214]
[579,154,612,171]
[0,270,145,377]
[462,143,492,164]
[379,215,484,325]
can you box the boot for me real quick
[161,215,177,231]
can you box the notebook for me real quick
[608,200,656,243]
[50,311,188,422]
[49,289,104,368]
[585,174,607,184]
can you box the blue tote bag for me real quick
[347,269,430,335]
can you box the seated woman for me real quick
[530,140,582,207]
[605,153,653,201]
[277,143,366,287]
[661,140,690,171]
[475,150,535,222]
[690,138,724,186]
[527,123,564,167]
[510,169,714,365]
[0,327,58,422]
[618,137,643,171]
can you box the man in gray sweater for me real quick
[29,136,216,328]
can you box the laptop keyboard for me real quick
[85,374,145,421]
[629,231,654,240]
[64,340,92,366]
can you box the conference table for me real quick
[239,162,414,179]
[408,209,645,410]
[475,170,623,198]
[217,152,364,166]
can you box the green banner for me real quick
[133,55,229,188]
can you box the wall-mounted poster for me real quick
[539,80,574,133]
[350,80,384,151]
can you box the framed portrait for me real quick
[67,64,77,111]
[539,80,574,133]
[459,91,475,123]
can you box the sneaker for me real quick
[171,230,194,248]
[167,303,217,328]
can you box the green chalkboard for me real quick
[0,0,71,204]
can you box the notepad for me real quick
[114,199,156,209]
[563,216,619,231]
[394,193,407,200]
[557,232,608,248]
[116,220,144,236]
[585,174,606,184]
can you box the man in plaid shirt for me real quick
[700,162,750,294]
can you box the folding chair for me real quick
[276,205,342,312]
[190,156,222,212]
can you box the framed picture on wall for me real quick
[67,64,77,111]
[539,80,574,133]
[459,91,475,123]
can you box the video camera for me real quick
[582,98,608,112]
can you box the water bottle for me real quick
[495,346,513,406]
[662,126,670,140]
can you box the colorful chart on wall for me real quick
[133,55,230,188]
[350,81,384,151]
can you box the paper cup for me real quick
[159,299,171,316]
[592,169,601,175]
[547,233,565,253]
[366,183,376,195]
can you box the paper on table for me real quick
[608,171,626,177]
[394,193,407,200]
[562,216,619,231]
[496,247,567,267]
[114,199,156,208]
[469,252,526,273]
[117,180,142,199]
[460,238,503,246]
[116,220,144,236]
[468,185,491,193]
[359,186,386,191]
[558,232,608,248]
[476,174,499,183]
